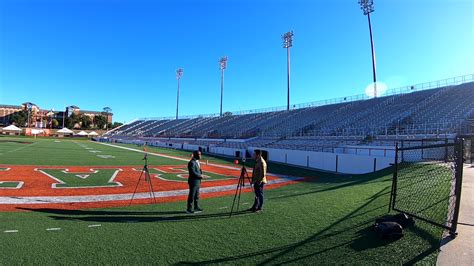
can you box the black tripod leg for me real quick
[145,170,156,204]
[129,168,145,206]
[236,176,244,212]
[229,177,242,217]
[147,171,157,204]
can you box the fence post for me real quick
[389,143,399,212]
[450,138,464,237]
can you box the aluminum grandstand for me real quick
[106,76,473,136]
[99,75,474,173]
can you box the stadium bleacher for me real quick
[104,80,474,153]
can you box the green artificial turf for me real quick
[0,136,445,264]
[0,137,182,166]
[0,181,19,188]
[37,168,122,188]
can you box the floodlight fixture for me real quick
[176,68,184,80]
[359,0,374,15]
[282,31,294,48]
[219,56,228,70]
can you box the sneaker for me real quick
[194,207,203,213]
[255,209,263,213]
[186,209,194,214]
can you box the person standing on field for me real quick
[249,149,267,213]
[187,150,203,214]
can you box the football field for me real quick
[0,136,445,264]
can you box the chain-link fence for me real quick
[390,138,464,236]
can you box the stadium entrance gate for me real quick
[389,138,464,236]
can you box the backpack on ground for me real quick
[375,213,415,229]
[373,221,404,240]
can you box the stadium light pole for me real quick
[26,103,32,128]
[359,0,378,98]
[219,56,228,116]
[282,31,293,110]
[62,108,65,128]
[176,68,184,120]
[103,107,112,131]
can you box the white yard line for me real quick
[88,224,101,228]
[0,141,40,156]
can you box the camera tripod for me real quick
[129,153,157,206]
[229,159,253,217]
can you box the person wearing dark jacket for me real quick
[187,151,203,213]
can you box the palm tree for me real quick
[102,107,112,130]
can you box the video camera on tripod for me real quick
[229,156,253,217]
[129,148,157,206]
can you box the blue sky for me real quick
[0,0,473,123]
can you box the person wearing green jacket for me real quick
[187,150,203,214]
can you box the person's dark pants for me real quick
[187,179,201,210]
[251,182,265,210]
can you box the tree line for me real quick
[9,111,123,130]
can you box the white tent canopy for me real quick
[57,128,74,134]
[76,131,88,136]
[2,125,22,132]
[88,131,99,136]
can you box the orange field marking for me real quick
[0,164,299,211]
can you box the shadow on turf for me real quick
[268,169,393,202]
[18,207,251,223]
[177,187,390,265]
[401,225,442,265]
[350,226,398,251]
[176,186,441,265]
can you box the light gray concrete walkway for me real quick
[437,165,474,265]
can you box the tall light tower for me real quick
[282,31,293,110]
[62,107,66,128]
[176,68,184,120]
[219,56,228,116]
[359,0,378,97]
[26,102,32,128]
